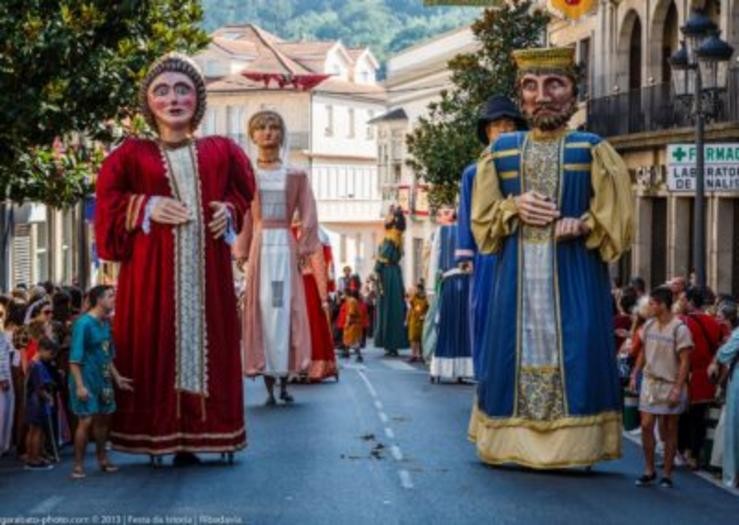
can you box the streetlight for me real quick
[668,10,733,290]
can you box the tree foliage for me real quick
[0,0,209,207]
[405,1,549,210]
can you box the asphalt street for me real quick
[1,344,738,524]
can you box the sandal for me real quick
[99,462,119,473]
[70,466,86,479]
[279,391,294,403]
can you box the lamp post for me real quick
[669,10,733,290]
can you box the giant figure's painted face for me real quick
[146,72,197,134]
[519,72,577,132]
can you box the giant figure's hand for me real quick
[208,201,230,239]
[151,198,191,226]
[554,217,590,242]
[515,191,560,226]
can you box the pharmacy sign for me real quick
[667,143,739,192]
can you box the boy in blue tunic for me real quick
[469,47,634,469]
[69,285,133,479]
[24,337,58,470]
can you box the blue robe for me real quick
[456,162,496,380]
[430,224,473,380]
[717,328,739,487]
[469,130,632,469]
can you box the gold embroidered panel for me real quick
[516,366,565,421]
[521,139,561,243]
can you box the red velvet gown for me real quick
[95,136,254,455]
[298,231,337,382]
[303,242,339,383]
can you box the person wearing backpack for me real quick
[629,286,693,488]
[677,287,727,469]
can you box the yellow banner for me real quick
[550,0,596,20]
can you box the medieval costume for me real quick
[456,96,527,378]
[373,210,409,355]
[95,54,254,457]
[235,168,319,379]
[303,229,338,382]
[468,48,633,468]
[407,291,429,346]
[338,293,367,362]
[429,223,473,382]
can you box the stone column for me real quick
[712,194,734,294]
[634,195,654,286]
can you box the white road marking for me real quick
[30,495,64,514]
[357,369,378,398]
[398,469,414,489]
[355,367,412,490]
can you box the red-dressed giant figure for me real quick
[95,53,255,465]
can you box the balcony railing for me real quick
[587,68,739,138]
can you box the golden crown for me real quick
[512,47,576,75]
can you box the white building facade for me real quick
[374,27,479,285]
[193,25,386,279]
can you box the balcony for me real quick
[587,68,739,138]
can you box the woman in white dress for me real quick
[235,111,320,405]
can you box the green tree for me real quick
[0,0,209,207]
[406,1,549,210]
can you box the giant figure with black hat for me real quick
[455,95,527,380]
[468,48,634,469]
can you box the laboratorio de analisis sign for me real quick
[667,143,739,192]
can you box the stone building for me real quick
[548,0,739,294]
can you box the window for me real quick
[393,163,402,184]
[61,209,74,283]
[203,108,217,136]
[325,105,334,137]
[227,106,246,146]
[348,108,355,138]
[34,221,49,282]
[366,110,375,139]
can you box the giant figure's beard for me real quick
[525,100,577,131]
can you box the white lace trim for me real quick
[429,357,475,380]
[160,143,209,398]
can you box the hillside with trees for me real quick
[201,0,484,64]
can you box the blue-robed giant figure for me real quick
[468,47,634,469]
[456,95,528,379]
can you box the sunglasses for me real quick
[41,310,52,316]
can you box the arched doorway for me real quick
[618,10,643,91]
[629,16,643,90]
[661,2,679,83]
